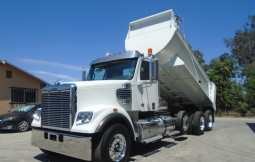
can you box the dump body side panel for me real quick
[125,9,216,110]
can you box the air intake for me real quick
[116,83,132,104]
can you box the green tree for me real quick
[224,15,255,109]
[189,44,207,70]
[224,15,255,69]
[206,53,241,110]
[232,82,246,113]
[243,65,255,107]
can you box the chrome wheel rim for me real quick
[208,115,213,128]
[19,121,28,131]
[109,134,126,161]
[182,115,189,131]
[200,116,205,131]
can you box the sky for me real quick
[0,0,255,84]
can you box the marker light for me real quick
[113,108,118,112]
[148,48,152,54]
[114,54,117,55]
[118,53,121,55]
[135,50,138,53]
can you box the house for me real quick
[0,60,50,114]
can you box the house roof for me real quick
[0,60,50,85]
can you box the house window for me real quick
[140,61,150,80]
[10,87,38,104]
[6,70,12,78]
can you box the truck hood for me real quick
[71,80,133,112]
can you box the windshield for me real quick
[87,58,137,80]
[10,105,36,112]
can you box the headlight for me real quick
[33,108,41,121]
[76,112,93,125]
[3,116,17,121]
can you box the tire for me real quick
[193,111,205,135]
[187,114,194,134]
[40,148,56,156]
[204,110,213,131]
[176,111,189,135]
[93,124,131,162]
[17,120,29,132]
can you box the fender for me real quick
[96,113,136,141]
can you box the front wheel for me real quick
[17,120,29,132]
[93,124,131,162]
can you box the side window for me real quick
[140,61,149,80]
[10,87,38,103]
[6,70,12,78]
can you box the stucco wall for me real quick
[0,64,42,114]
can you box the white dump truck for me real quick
[31,9,216,162]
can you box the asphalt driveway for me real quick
[0,118,255,162]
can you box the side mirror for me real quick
[40,82,47,89]
[149,59,158,80]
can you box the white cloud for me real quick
[33,71,79,81]
[18,58,88,71]
[35,76,49,79]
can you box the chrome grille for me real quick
[40,84,76,131]
[41,90,70,129]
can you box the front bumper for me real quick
[0,121,16,130]
[31,128,92,161]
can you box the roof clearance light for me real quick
[105,52,111,57]
[114,54,117,56]
[135,50,138,53]
[118,52,121,55]
[97,58,99,59]
[148,48,152,54]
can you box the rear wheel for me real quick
[93,124,131,162]
[187,114,194,134]
[204,110,213,131]
[176,111,189,135]
[193,111,205,135]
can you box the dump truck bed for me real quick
[125,9,216,110]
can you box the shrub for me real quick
[216,109,222,117]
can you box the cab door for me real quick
[134,59,159,111]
